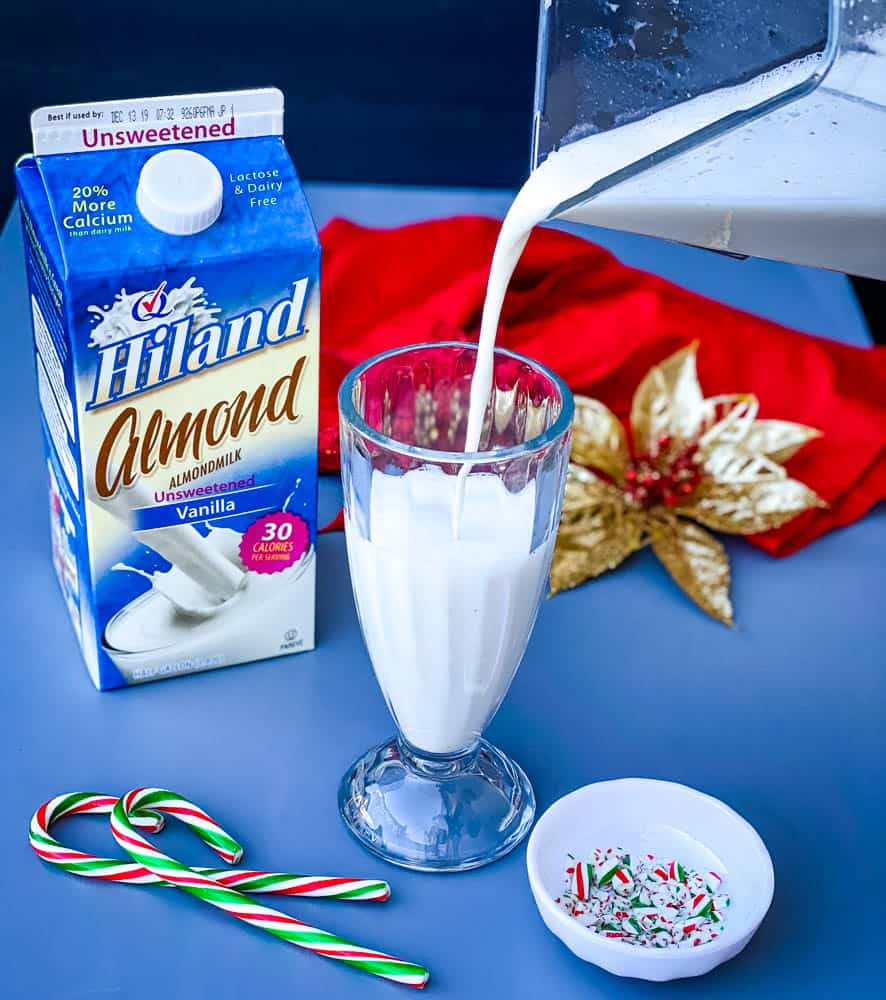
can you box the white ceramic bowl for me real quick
[526,779,774,982]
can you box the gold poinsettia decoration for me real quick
[551,342,825,625]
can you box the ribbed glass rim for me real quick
[338,341,575,464]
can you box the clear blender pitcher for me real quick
[533,0,886,278]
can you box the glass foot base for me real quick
[338,736,535,872]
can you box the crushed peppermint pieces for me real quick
[557,848,730,949]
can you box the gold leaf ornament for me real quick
[551,466,645,593]
[630,342,705,452]
[648,514,733,626]
[681,478,826,536]
[551,343,825,624]
[739,420,822,464]
[570,398,629,480]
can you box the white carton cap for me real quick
[136,149,223,235]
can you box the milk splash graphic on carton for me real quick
[16,89,320,689]
[88,277,220,348]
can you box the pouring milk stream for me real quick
[455,31,886,533]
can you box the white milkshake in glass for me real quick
[338,342,572,871]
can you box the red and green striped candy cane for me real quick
[571,861,594,900]
[29,792,390,901]
[111,788,429,989]
[689,891,714,918]
[595,855,621,886]
[668,860,688,883]
[646,862,670,884]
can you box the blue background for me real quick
[2,185,883,998]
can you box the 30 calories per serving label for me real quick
[239,512,309,574]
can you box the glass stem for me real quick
[397,737,481,778]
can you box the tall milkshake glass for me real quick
[338,343,573,871]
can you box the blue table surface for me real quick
[2,184,882,999]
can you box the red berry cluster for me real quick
[623,434,704,508]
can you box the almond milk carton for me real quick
[15,89,319,688]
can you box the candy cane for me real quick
[706,871,723,893]
[610,865,635,897]
[557,850,730,950]
[668,860,687,883]
[30,792,390,901]
[571,861,593,900]
[647,864,670,884]
[690,892,713,918]
[111,788,429,989]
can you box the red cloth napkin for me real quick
[319,216,886,555]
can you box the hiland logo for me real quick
[88,278,310,410]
